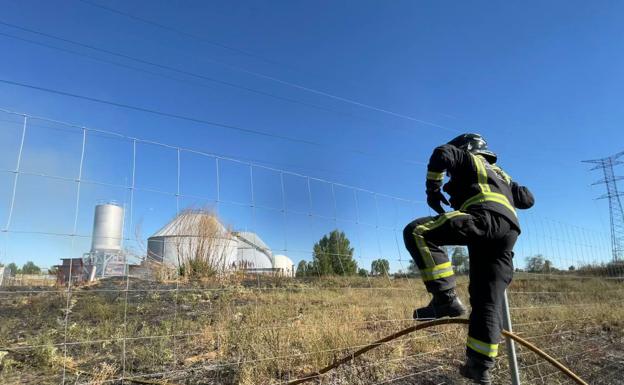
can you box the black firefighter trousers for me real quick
[403,209,518,366]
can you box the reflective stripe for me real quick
[427,170,445,181]
[471,154,491,193]
[414,234,436,267]
[413,211,468,269]
[415,211,467,235]
[420,261,454,281]
[490,164,512,185]
[461,191,517,217]
[467,336,499,358]
[464,154,516,217]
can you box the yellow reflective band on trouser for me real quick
[412,211,468,268]
[413,234,436,268]
[460,191,517,218]
[467,336,499,358]
[414,211,468,235]
[471,154,491,193]
[420,261,454,282]
[427,170,445,181]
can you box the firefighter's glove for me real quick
[427,191,450,214]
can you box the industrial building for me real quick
[146,211,238,272]
[273,254,295,276]
[235,231,275,272]
[54,205,294,283]
[147,210,294,276]
[0,266,10,286]
[82,202,128,278]
[54,202,129,284]
[55,258,88,285]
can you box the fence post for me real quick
[503,289,521,384]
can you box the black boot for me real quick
[459,357,492,384]
[413,288,466,321]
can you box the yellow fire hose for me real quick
[287,318,589,385]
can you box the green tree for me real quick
[296,260,309,277]
[7,262,20,275]
[358,268,369,277]
[526,255,545,273]
[371,259,390,276]
[21,261,41,275]
[311,230,357,276]
[451,247,469,274]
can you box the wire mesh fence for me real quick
[0,108,622,385]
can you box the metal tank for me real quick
[147,211,238,271]
[91,203,124,252]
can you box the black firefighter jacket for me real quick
[425,144,535,232]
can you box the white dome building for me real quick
[147,211,237,271]
[273,254,294,277]
[147,211,288,275]
[234,231,274,271]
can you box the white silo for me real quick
[273,254,294,277]
[91,203,124,252]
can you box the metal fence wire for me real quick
[0,108,622,385]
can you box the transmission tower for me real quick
[582,150,624,262]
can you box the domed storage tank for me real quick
[235,232,274,270]
[147,211,237,271]
[273,254,294,277]
[91,203,124,252]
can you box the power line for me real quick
[0,78,425,165]
[0,30,381,127]
[0,22,357,120]
[67,3,460,133]
[77,0,291,69]
[0,20,455,135]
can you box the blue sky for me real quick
[0,0,621,270]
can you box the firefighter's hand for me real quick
[427,191,450,214]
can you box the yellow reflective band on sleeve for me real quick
[420,261,454,281]
[461,191,517,218]
[471,154,491,193]
[467,336,499,358]
[427,170,445,181]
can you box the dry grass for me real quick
[0,275,623,385]
[171,210,235,280]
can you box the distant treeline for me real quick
[518,254,624,277]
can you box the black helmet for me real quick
[447,133,497,163]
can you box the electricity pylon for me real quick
[583,151,624,262]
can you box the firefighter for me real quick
[402,133,534,384]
